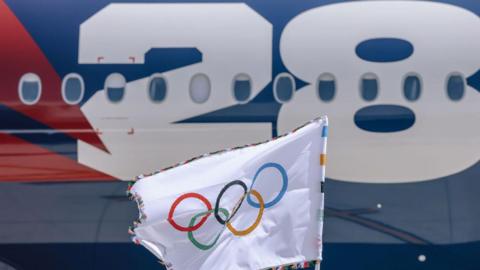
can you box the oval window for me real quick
[149,76,167,103]
[273,73,295,103]
[232,74,251,103]
[62,73,84,104]
[105,73,126,103]
[18,73,42,105]
[446,74,465,101]
[403,74,422,101]
[189,73,211,104]
[317,73,336,102]
[360,73,378,101]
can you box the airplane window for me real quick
[273,73,295,103]
[232,74,251,103]
[149,76,167,103]
[189,73,211,104]
[360,73,378,101]
[447,74,465,101]
[105,73,126,103]
[19,73,42,105]
[62,73,84,105]
[317,73,336,102]
[403,74,422,101]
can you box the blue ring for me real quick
[247,162,288,208]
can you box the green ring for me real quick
[187,208,229,250]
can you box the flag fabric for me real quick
[127,116,328,270]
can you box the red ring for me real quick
[168,193,212,232]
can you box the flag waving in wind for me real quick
[127,116,328,270]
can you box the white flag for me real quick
[128,116,328,270]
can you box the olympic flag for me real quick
[127,116,328,270]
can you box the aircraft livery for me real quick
[0,0,479,269]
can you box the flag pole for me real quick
[317,116,328,270]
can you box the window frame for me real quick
[273,72,296,104]
[18,73,42,105]
[359,72,379,102]
[189,73,211,104]
[402,72,423,102]
[104,73,126,104]
[61,73,85,105]
[316,73,336,102]
[231,73,252,104]
[148,74,168,104]
[445,72,465,102]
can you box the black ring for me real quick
[214,180,248,225]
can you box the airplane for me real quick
[0,0,479,269]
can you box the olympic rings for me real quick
[167,163,288,250]
[227,189,264,236]
[188,208,229,250]
[247,162,288,209]
[168,193,212,232]
[214,180,247,225]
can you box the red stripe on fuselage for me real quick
[0,133,113,182]
[0,1,107,152]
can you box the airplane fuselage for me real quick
[0,0,479,269]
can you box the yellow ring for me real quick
[226,189,264,236]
